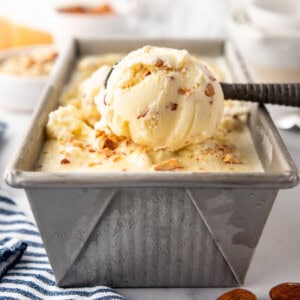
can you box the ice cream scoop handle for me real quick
[221,83,300,107]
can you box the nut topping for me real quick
[155,58,164,67]
[170,103,178,111]
[60,158,71,164]
[223,153,241,164]
[178,87,191,95]
[88,162,102,167]
[154,158,181,171]
[102,148,115,158]
[102,138,118,150]
[205,83,215,97]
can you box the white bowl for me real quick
[51,6,131,49]
[227,9,300,70]
[0,46,53,113]
[248,0,300,34]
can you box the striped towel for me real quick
[0,194,125,300]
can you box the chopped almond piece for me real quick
[72,140,85,149]
[155,58,164,67]
[103,138,118,150]
[60,158,70,164]
[154,158,181,171]
[178,87,191,95]
[170,103,178,111]
[95,130,106,138]
[88,162,102,167]
[125,139,133,146]
[112,154,121,162]
[86,144,95,152]
[205,83,215,97]
[223,154,241,164]
[102,148,115,158]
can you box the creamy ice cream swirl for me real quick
[96,46,224,151]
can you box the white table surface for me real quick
[0,102,299,300]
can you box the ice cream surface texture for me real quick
[97,46,224,151]
[37,48,263,173]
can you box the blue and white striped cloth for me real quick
[0,194,125,300]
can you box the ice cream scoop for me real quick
[96,46,224,151]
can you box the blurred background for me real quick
[0,0,299,82]
[0,0,228,45]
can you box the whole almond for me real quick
[217,288,257,300]
[270,282,300,300]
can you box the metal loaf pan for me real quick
[5,39,298,288]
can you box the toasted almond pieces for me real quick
[205,83,215,97]
[223,153,242,164]
[154,158,181,171]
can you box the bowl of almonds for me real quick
[0,45,58,112]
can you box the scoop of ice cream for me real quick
[96,46,224,151]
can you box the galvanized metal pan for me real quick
[5,38,298,189]
[4,39,299,288]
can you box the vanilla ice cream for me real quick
[37,50,263,173]
[96,46,224,151]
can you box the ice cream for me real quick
[96,46,224,151]
[36,50,263,173]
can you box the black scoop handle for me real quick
[221,83,300,107]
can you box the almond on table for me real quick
[269,282,300,300]
[217,288,257,300]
